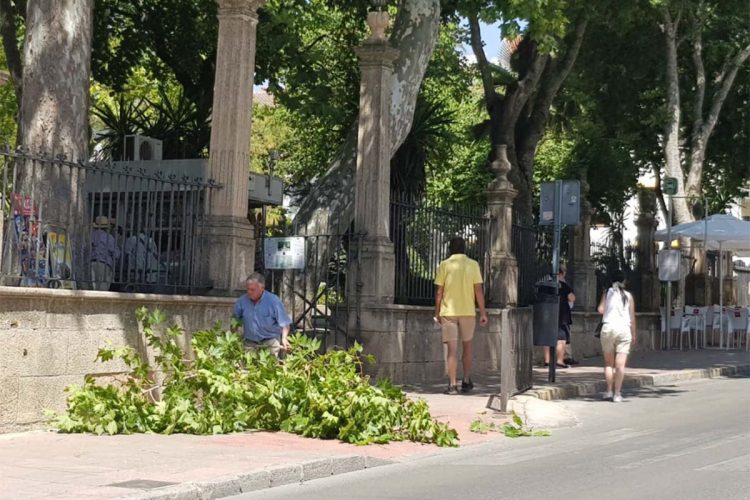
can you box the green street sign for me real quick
[663,177,678,195]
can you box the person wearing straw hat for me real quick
[90,215,120,291]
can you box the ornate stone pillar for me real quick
[635,188,660,311]
[351,8,399,303]
[486,145,518,307]
[201,0,265,295]
[569,179,596,310]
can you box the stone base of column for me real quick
[352,238,395,303]
[489,255,518,307]
[570,261,596,310]
[198,215,255,296]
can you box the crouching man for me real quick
[234,273,292,358]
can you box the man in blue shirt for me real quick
[234,272,292,357]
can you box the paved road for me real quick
[230,377,750,500]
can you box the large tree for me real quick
[658,0,750,223]
[17,0,93,230]
[462,0,590,223]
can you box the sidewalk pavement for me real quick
[1,349,747,500]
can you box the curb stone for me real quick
[527,364,750,401]
[120,455,393,500]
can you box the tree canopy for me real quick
[0,0,747,231]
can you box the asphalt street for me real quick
[229,377,750,500]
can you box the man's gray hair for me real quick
[246,272,266,286]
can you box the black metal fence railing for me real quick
[0,146,219,293]
[390,191,491,306]
[590,241,637,302]
[257,233,365,351]
[512,222,540,307]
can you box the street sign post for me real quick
[661,176,678,348]
[538,180,581,382]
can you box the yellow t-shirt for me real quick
[435,254,483,317]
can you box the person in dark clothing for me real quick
[544,265,576,368]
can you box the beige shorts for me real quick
[600,324,632,354]
[441,316,476,343]
[244,338,282,358]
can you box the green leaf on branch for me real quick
[48,307,459,447]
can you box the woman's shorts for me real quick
[600,324,632,354]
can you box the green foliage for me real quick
[470,412,551,438]
[421,25,492,207]
[48,307,458,447]
[0,44,17,144]
[91,78,209,160]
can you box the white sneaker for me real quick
[603,391,613,400]
[612,394,623,403]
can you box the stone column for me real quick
[351,9,399,303]
[569,179,596,310]
[635,188,660,311]
[201,0,265,295]
[486,145,518,307]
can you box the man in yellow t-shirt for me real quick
[435,237,488,395]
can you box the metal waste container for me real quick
[533,280,559,346]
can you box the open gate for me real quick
[256,233,364,351]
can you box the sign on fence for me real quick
[263,237,306,270]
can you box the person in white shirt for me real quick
[596,270,637,402]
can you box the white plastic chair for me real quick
[683,306,707,349]
[713,306,730,348]
[660,307,692,350]
[704,305,719,346]
[727,307,749,350]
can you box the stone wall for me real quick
[0,286,234,433]
[2,285,652,433]
[355,303,533,384]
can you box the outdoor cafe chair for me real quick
[683,306,707,349]
[660,307,692,350]
[727,307,749,350]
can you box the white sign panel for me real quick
[264,237,305,270]
[657,249,681,282]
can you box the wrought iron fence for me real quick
[390,191,492,306]
[512,222,540,306]
[0,146,219,293]
[256,232,365,351]
[590,241,636,300]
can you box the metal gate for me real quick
[256,233,364,351]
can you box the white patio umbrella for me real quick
[655,214,750,346]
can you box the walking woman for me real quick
[597,270,636,402]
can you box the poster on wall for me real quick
[11,193,48,287]
[47,227,75,289]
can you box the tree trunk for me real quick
[20,0,92,161]
[660,7,750,224]
[17,0,93,277]
[660,8,693,224]
[470,14,587,224]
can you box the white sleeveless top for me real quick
[602,287,632,328]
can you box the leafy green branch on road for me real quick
[47,307,459,447]
[470,412,550,438]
